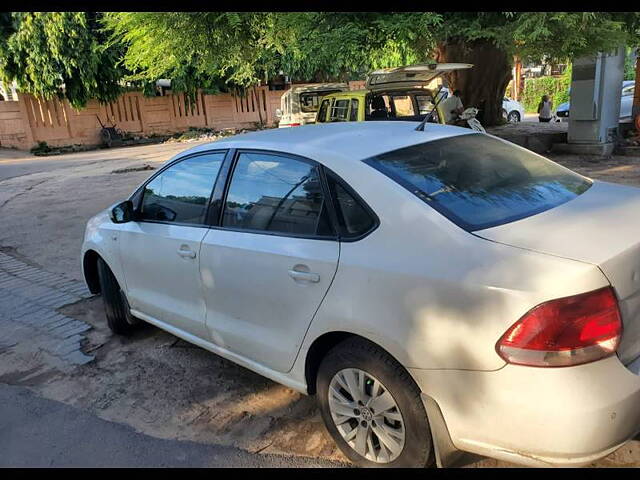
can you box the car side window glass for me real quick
[330,99,350,122]
[326,173,375,238]
[317,99,330,123]
[222,152,332,237]
[350,99,359,121]
[140,153,225,225]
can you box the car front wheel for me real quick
[507,111,521,123]
[316,337,434,467]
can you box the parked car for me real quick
[555,80,635,122]
[502,96,526,122]
[82,121,640,468]
[315,63,473,125]
[276,83,349,128]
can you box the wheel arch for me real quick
[304,331,410,396]
[82,249,102,294]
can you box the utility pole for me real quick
[634,54,640,131]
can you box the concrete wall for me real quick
[0,87,287,151]
[0,100,32,150]
[0,81,367,151]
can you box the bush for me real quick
[521,66,571,113]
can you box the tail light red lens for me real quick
[496,287,622,367]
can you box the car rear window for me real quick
[364,134,592,231]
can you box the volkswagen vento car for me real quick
[82,121,640,468]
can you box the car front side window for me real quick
[139,153,225,225]
[317,99,331,123]
[222,152,333,237]
[330,99,350,122]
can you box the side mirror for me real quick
[110,200,134,224]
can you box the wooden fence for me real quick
[0,82,363,150]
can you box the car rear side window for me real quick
[326,173,376,238]
[140,153,225,225]
[222,152,333,237]
[350,99,359,121]
[364,134,592,231]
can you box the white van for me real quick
[276,83,349,128]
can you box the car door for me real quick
[118,151,227,339]
[199,150,340,372]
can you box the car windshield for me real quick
[364,134,592,231]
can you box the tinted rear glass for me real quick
[364,134,592,231]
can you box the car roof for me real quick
[322,89,367,98]
[178,121,476,165]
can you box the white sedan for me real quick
[502,96,526,123]
[81,122,640,468]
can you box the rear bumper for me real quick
[410,355,640,467]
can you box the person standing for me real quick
[537,95,553,122]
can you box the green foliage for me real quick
[104,12,284,102]
[273,13,441,82]
[0,12,124,108]
[521,73,571,113]
[104,12,442,97]
[624,48,637,81]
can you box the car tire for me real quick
[96,257,140,335]
[316,337,434,468]
[507,111,520,123]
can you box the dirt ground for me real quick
[1,141,640,467]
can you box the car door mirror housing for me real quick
[110,200,134,224]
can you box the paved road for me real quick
[0,383,343,467]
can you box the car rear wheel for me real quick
[316,337,434,468]
[96,257,140,335]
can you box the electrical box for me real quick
[568,48,625,145]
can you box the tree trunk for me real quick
[252,85,264,127]
[434,39,513,127]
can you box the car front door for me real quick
[118,151,227,338]
[199,150,339,372]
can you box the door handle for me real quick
[288,269,320,283]
[177,246,196,259]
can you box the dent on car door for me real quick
[117,151,226,338]
[199,151,340,373]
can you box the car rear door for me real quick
[117,151,227,339]
[199,150,339,373]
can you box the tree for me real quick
[105,12,294,124]
[433,12,640,125]
[104,12,442,109]
[105,12,640,126]
[0,12,124,108]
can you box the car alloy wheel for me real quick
[328,368,405,463]
[507,111,520,123]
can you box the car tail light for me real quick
[496,287,622,367]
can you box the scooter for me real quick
[415,86,486,133]
[453,107,486,133]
